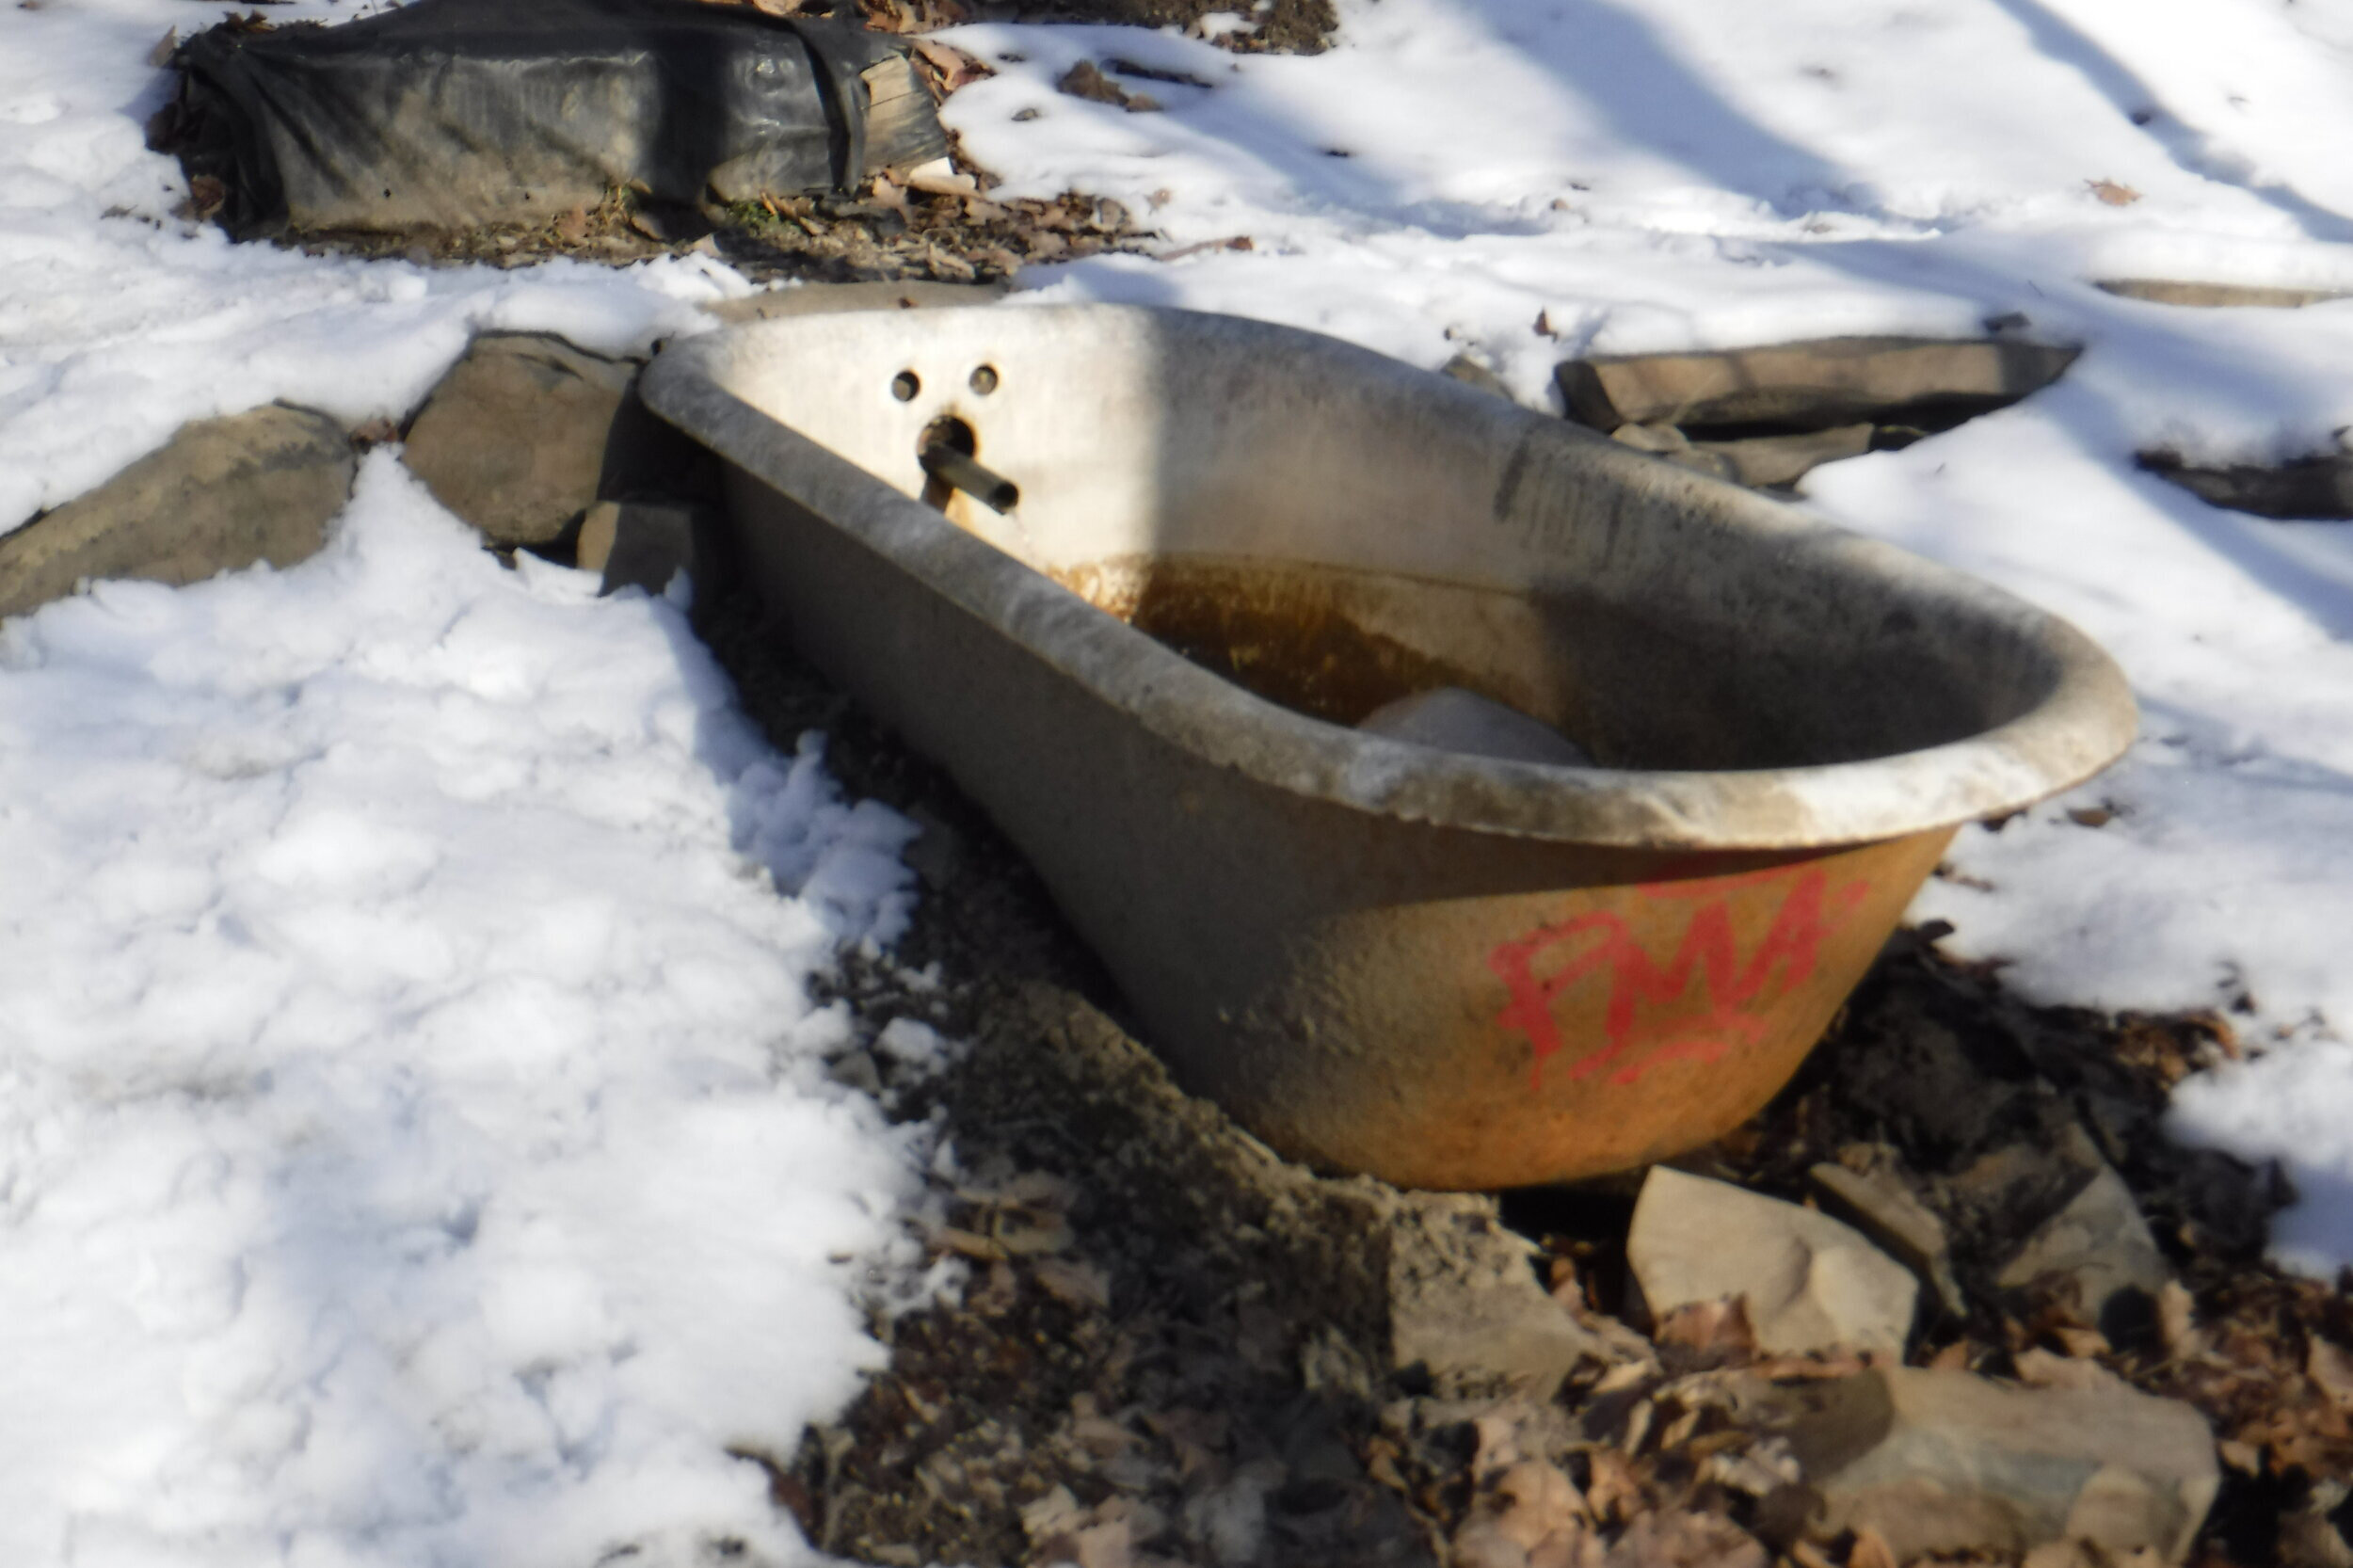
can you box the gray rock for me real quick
[1765,1367,2218,1562]
[2138,447,2353,520]
[401,334,692,547]
[1691,423,1875,488]
[1627,1166,1916,1358]
[2098,278,2352,309]
[1996,1160,2169,1326]
[0,404,353,620]
[1356,687,1594,768]
[576,499,724,602]
[1558,335,2077,432]
[1809,1159,1968,1320]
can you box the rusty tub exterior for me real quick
[641,305,2135,1191]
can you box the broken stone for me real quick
[401,333,694,547]
[1608,419,1726,468]
[1356,687,1594,768]
[2098,278,2353,309]
[1996,1160,2169,1329]
[1808,1160,1967,1320]
[2137,447,2353,520]
[1609,419,1878,488]
[1556,335,2077,434]
[1690,423,1874,488]
[0,404,353,621]
[1765,1367,2218,1562]
[1627,1167,1917,1358]
[576,499,724,601]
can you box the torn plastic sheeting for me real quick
[155,0,945,236]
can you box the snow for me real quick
[7,0,2353,1549]
[0,455,933,1565]
[938,0,2353,1268]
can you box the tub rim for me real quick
[643,304,2138,853]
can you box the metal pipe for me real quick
[920,441,1020,513]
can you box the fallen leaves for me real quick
[2089,178,2144,205]
[1056,59,1163,113]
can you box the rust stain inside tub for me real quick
[1055,554,1517,728]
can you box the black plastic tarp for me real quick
[155,0,946,236]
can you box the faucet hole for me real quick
[917,416,1017,514]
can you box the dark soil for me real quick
[689,582,2353,1568]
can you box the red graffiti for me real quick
[1488,865,1872,1090]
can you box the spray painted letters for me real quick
[1488,865,1871,1089]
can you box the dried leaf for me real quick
[991,1210,1073,1256]
[2308,1336,2353,1405]
[968,1259,1018,1315]
[1057,59,1131,106]
[908,36,993,94]
[1655,1298,1757,1362]
[2089,178,2143,206]
[2157,1280,2206,1358]
[1580,1447,1645,1527]
[1032,1256,1112,1310]
[931,1224,1007,1261]
[2015,1346,2130,1393]
[1847,1526,1901,1568]
[2052,1323,2112,1359]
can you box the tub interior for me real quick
[702,310,2064,772]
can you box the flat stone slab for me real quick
[1997,1160,2170,1326]
[0,404,353,620]
[2098,278,2353,309]
[2140,447,2353,520]
[1767,1367,2219,1562]
[1627,1166,1916,1358]
[1557,335,2078,433]
[402,332,694,547]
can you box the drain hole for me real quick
[969,364,1000,395]
[918,416,1018,514]
[891,369,920,402]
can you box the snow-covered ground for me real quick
[0,456,948,1564]
[7,0,2353,1558]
